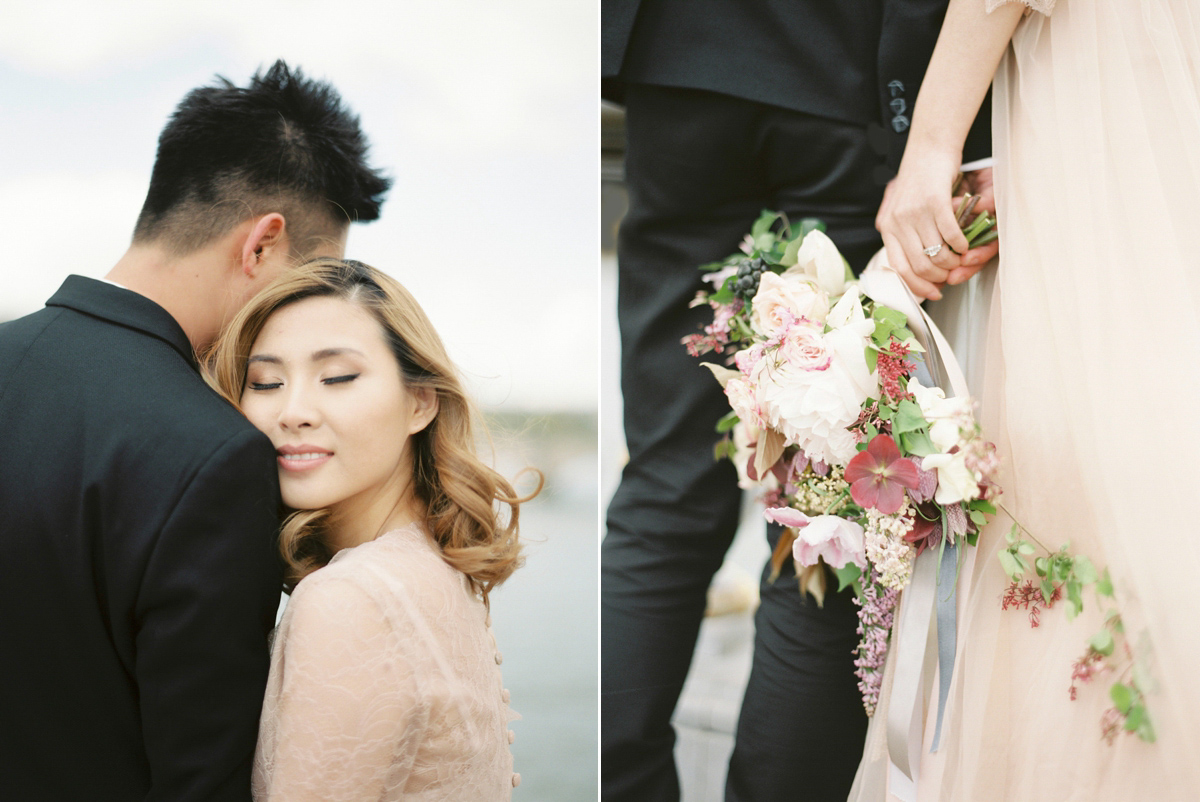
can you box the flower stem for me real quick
[823,488,851,515]
[997,501,1053,552]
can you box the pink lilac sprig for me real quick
[682,299,743,357]
[853,571,900,716]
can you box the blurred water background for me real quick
[1,4,598,799]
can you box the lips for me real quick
[276,444,333,473]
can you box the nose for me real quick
[277,383,320,431]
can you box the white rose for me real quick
[750,272,830,336]
[922,451,980,505]
[907,377,973,452]
[826,282,869,329]
[794,229,848,297]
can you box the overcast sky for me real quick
[0,0,598,413]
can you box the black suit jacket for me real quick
[0,276,283,802]
[602,0,991,171]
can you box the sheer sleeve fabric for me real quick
[253,526,517,801]
[985,0,1055,15]
[253,575,423,801]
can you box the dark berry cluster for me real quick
[733,257,769,301]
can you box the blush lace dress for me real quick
[252,524,521,801]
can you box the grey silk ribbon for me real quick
[931,543,957,752]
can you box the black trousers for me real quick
[602,84,884,802]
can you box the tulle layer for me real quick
[854,1,1200,799]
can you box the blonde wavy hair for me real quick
[205,258,537,598]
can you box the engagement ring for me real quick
[922,244,944,258]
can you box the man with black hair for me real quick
[0,60,390,802]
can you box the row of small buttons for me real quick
[487,610,520,789]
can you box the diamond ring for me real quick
[922,244,943,258]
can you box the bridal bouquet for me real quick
[685,211,1000,715]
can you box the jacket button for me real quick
[891,115,910,133]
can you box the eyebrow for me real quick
[247,347,366,365]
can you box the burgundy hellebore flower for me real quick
[844,434,920,514]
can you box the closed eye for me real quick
[323,374,360,385]
[249,381,283,391]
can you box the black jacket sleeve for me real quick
[134,428,282,802]
[878,0,993,173]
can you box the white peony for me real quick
[753,318,879,466]
[750,271,829,336]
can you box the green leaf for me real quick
[797,218,826,237]
[898,430,936,458]
[1136,716,1156,743]
[967,530,979,547]
[969,509,988,527]
[716,410,741,433]
[1040,579,1055,605]
[782,236,803,267]
[865,423,879,440]
[1066,581,1083,621]
[893,400,929,434]
[710,282,736,305]
[1089,629,1115,656]
[1124,704,1145,732]
[872,305,908,329]
[998,550,1022,581]
[751,210,778,239]
[1017,541,1036,555]
[754,232,775,252]
[1110,682,1133,714]
[1034,557,1050,578]
[1005,524,1018,545]
[970,499,998,516]
[1096,568,1114,598]
[713,439,736,461]
[864,347,878,373]
[877,404,894,421]
[834,563,862,593]
[1074,555,1098,585]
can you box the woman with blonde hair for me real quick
[207,257,535,800]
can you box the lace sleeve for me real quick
[986,0,1055,14]
[254,574,425,801]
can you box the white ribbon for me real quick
[858,249,973,797]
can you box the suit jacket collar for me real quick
[45,275,199,371]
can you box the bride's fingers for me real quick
[936,203,971,256]
[947,239,1000,284]
[904,226,953,285]
[883,232,942,301]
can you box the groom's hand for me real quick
[947,167,1000,285]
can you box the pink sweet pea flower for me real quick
[764,507,866,570]
[844,434,920,514]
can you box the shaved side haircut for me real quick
[133,60,391,256]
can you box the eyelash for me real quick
[248,374,360,391]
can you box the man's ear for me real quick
[407,386,439,435]
[239,213,287,278]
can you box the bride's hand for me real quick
[946,167,1000,286]
[875,150,969,301]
